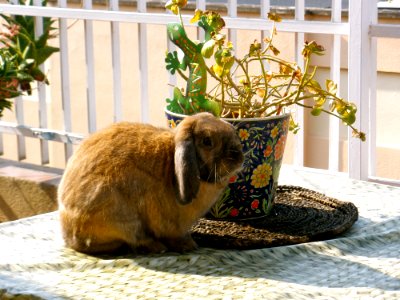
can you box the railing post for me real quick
[110,0,122,123]
[196,0,206,41]
[166,7,177,101]
[328,0,342,172]
[227,0,237,53]
[34,0,49,164]
[137,0,149,123]
[294,0,305,167]
[348,0,377,180]
[260,0,270,43]
[83,0,97,133]
[58,0,73,161]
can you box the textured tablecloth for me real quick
[1,165,400,299]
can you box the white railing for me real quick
[0,0,399,185]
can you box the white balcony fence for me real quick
[0,0,399,185]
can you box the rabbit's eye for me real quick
[202,136,213,147]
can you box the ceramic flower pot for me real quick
[165,108,290,220]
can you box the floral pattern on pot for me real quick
[165,108,290,220]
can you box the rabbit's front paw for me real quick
[135,238,168,254]
[164,235,198,253]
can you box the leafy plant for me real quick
[164,0,365,141]
[0,0,59,117]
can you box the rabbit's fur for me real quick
[58,113,243,254]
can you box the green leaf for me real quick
[348,102,357,113]
[289,119,300,134]
[311,107,322,116]
[201,39,215,58]
[326,79,337,95]
[269,45,280,56]
[214,48,234,76]
[336,103,347,115]
[342,112,356,125]
[314,96,326,107]
[35,45,59,66]
[201,98,221,116]
[249,40,262,57]
[203,11,225,32]
[302,41,325,58]
[305,79,322,94]
[0,99,14,117]
[36,31,50,49]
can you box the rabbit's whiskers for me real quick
[198,156,219,183]
[201,160,213,182]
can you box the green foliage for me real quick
[0,0,59,117]
[164,5,365,140]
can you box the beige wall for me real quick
[1,4,400,180]
[304,67,400,179]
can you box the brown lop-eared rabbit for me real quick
[58,113,244,254]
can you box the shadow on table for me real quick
[79,213,400,291]
[128,232,400,291]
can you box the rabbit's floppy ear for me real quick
[174,118,200,205]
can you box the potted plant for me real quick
[0,0,59,117]
[164,0,365,220]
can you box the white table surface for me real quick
[1,165,400,299]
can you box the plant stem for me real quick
[178,8,185,30]
[227,73,246,98]
[221,74,225,109]
[257,52,269,105]
[296,101,360,134]
[247,56,296,69]
[294,55,310,101]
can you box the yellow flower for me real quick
[238,129,249,141]
[251,163,272,188]
[270,126,279,138]
[165,0,187,15]
[268,12,282,22]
